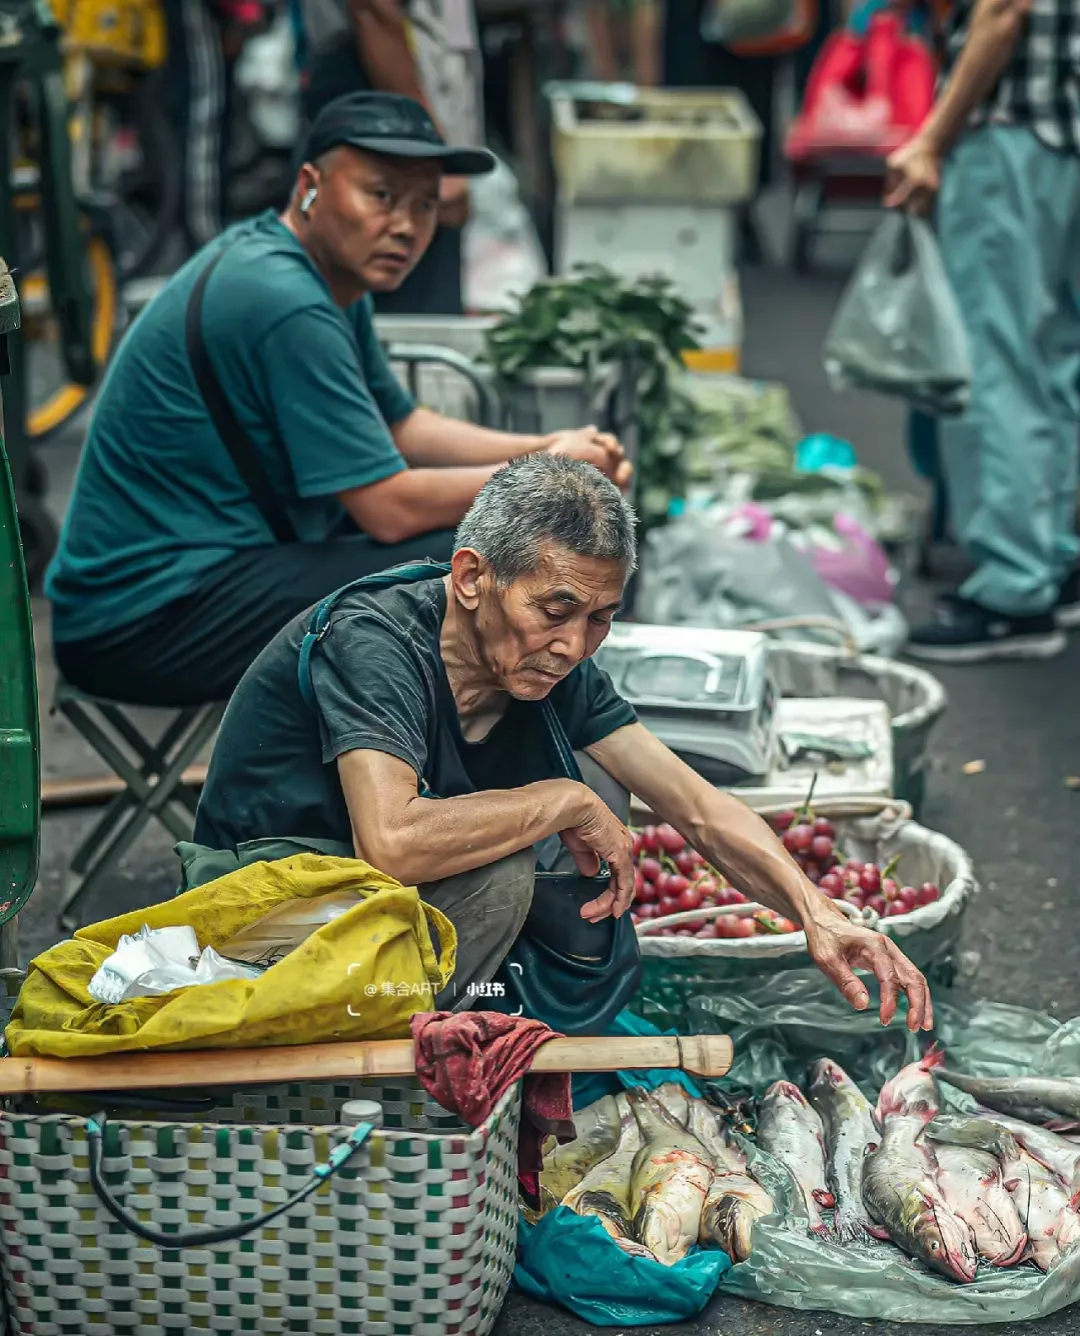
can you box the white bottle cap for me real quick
[341,1099,384,1128]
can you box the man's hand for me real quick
[557,788,636,922]
[439,176,470,229]
[884,135,942,215]
[545,426,634,490]
[804,905,934,1032]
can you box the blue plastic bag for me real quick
[515,1009,731,1325]
[515,1209,730,1327]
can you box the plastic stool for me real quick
[52,680,224,931]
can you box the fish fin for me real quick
[809,1222,833,1240]
[920,1043,945,1071]
[1045,1119,1080,1134]
[812,1188,836,1209]
[864,1223,892,1242]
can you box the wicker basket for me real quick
[0,1066,521,1336]
[633,798,977,1028]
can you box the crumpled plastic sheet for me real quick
[87,924,262,1004]
[686,970,1080,1321]
[635,510,908,658]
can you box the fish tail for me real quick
[831,1211,863,1244]
[809,1221,833,1240]
[921,1043,945,1071]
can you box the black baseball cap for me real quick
[301,92,496,177]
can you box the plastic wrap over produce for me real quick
[636,510,908,657]
[637,804,974,961]
[682,974,1080,1322]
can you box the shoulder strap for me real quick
[296,560,452,709]
[185,247,299,545]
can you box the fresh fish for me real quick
[611,1237,660,1261]
[936,1069,1080,1125]
[756,1080,835,1238]
[932,1144,1027,1267]
[807,1058,880,1243]
[970,1111,1080,1194]
[652,1081,692,1127]
[539,1094,622,1206]
[562,1097,642,1242]
[1001,1145,1080,1272]
[875,1048,944,1123]
[628,1088,715,1265]
[863,1059,978,1282]
[687,1098,775,1262]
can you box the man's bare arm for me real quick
[587,723,933,1030]
[345,0,429,105]
[920,0,1030,157]
[338,748,634,902]
[392,407,548,467]
[336,464,497,543]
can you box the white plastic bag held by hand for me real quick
[823,213,972,416]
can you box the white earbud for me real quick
[300,187,318,214]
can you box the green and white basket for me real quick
[0,1068,522,1336]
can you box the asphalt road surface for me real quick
[21,242,1080,1336]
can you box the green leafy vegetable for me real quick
[483,266,707,529]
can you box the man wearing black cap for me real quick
[292,0,482,314]
[44,92,631,710]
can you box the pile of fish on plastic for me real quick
[534,1054,1080,1279]
[531,1084,775,1266]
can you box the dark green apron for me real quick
[183,561,641,1036]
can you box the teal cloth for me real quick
[937,125,1080,615]
[45,211,413,643]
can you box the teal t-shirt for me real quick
[45,211,415,643]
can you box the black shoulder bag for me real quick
[185,247,299,545]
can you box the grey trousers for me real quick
[422,754,631,1012]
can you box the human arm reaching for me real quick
[586,722,935,1032]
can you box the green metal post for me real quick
[0,261,38,947]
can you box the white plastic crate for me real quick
[550,87,762,206]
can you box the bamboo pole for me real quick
[0,1033,734,1096]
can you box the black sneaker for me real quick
[1056,567,1080,629]
[906,597,1066,663]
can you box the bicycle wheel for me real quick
[16,207,120,442]
[94,69,182,281]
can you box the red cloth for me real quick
[410,1011,576,1200]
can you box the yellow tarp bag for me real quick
[5,853,457,1059]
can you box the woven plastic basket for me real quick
[632,799,977,1029]
[0,1064,521,1336]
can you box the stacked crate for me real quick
[549,86,763,373]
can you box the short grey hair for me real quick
[454,453,638,583]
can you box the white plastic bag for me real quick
[88,925,263,1003]
[463,159,547,313]
[824,213,972,416]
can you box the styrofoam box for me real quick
[550,87,762,206]
[556,200,739,297]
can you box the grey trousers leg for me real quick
[421,751,631,1011]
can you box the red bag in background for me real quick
[785,9,936,161]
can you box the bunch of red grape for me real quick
[631,823,798,939]
[767,809,941,919]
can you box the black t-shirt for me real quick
[194,574,638,850]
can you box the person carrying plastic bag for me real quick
[880,0,1080,662]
